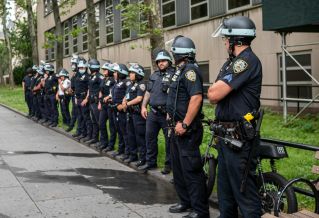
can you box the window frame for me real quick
[189,0,209,22]
[277,50,313,100]
[63,21,70,56]
[226,0,252,13]
[161,0,176,29]
[95,4,100,47]
[72,16,79,54]
[105,0,114,45]
[121,0,131,41]
[81,11,88,52]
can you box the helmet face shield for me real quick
[211,16,256,38]
[211,22,224,38]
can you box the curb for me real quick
[0,103,219,208]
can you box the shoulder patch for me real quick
[185,70,196,82]
[139,84,146,91]
[233,59,248,74]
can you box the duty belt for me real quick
[75,92,87,99]
[150,105,167,114]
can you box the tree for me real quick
[0,42,9,85]
[0,0,14,86]
[117,0,164,69]
[86,0,97,59]
[51,0,63,71]
[26,0,38,65]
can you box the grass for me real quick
[1,85,319,210]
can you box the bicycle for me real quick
[201,111,298,214]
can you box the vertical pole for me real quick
[281,32,287,123]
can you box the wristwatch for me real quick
[182,122,188,130]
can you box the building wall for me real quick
[37,0,319,109]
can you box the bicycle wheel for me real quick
[258,172,298,214]
[202,155,217,198]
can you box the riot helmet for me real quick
[88,59,100,74]
[113,63,128,80]
[70,54,79,72]
[58,68,69,78]
[44,63,54,75]
[167,35,196,63]
[129,63,145,81]
[212,16,256,57]
[78,58,87,75]
[101,62,114,77]
[155,49,172,64]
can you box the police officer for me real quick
[208,16,262,218]
[110,63,130,159]
[43,63,59,127]
[22,67,34,117]
[140,50,175,172]
[74,58,92,141]
[67,55,79,132]
[97,62,117,152]
[166,35,209,218]
[122,63,147,164]
[32,65,45,122]
[29,65,38,118]
[56,69,71,126]
[82,59,103,145]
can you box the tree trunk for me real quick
[86,0,97,59]
[145,0,164,69]
[51,0,63,71]
[1,0,14,87]
[26,0,38,65]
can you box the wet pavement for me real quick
[0,106,219,218]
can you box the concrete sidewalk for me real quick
[0,105,219,218]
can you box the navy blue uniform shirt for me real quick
[23,75,32,90]
[148,67,174,107]
[44,74,58,93]
[75,73,90,96]
[88,73,104,97]
[215,47,262,121]
[100,77,116,98]
[111,79,131,105]
[126,80,146,101]
[166,62,203,122]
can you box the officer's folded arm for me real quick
[207,80,232,104]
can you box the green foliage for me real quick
[10,18,32,58]
[12,59,32,85]
[116,0,163,39]
[0,42,9,76]
[13,66,25,85]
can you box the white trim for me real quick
[226,0,252,13]
[190,0,209,22]
[161,0,176,28]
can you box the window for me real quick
[95,4,100,47]
[72,16,78,54]
[121,0,130,40]
[44,0,52,15]
[197,62,210,98]
[105,0,114,44]
[162,0,175,28]
[278,52,312,99]
[81,12,88,51]
[190,0,208,21]
[64,21,70,56]
[49,29,55,60]
[228,0,251,11]
[139,0,148,34]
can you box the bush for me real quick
[13,59,33,85]
[13,66,25,85]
